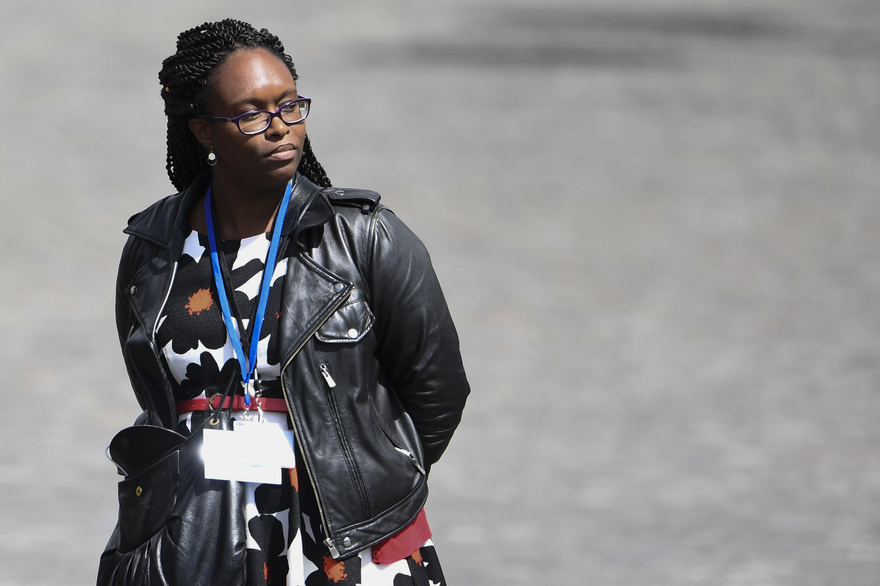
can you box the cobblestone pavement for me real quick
[2,1,880,584]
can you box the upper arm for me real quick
[366,209,470,463]
[115,236,153,351]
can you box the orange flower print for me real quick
[185,288,213,315]
[323,554,348,583]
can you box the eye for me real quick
[237,111,263,124]
[279,101,300,114]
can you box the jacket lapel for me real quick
[125,171,346,385]
[278,252,353,370]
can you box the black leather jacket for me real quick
[114,172,470,559]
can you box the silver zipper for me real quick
[280,288,351,557]
[318,362,370,515]
[324,538,341,558]
[319,363,337,388]
[128,259,179,421]
[152,261,178,341]
[394,447,427,475]
[155,261,179,414]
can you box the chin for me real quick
[262,160,299,186]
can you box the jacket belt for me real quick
[176,396,289,413]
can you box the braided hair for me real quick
[158,19,331,191]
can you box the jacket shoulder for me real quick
[322,187,381,214]
[123,191,187,247]
[123,173,209,246]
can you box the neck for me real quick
[191,174,290,240]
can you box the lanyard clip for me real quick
[242,372,264,423]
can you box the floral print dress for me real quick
[154,226,447,586]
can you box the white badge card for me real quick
[202,421,296,485]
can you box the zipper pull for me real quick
[324,537,341,559]
[319,364,337,388]
[395,447,427,475]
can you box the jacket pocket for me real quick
[369,384,428,478]
[315,297,374,343]
[117,448,180,552]
[317,362,371,519]
[99,427,248,586]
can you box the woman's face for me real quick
[190,48,306,193]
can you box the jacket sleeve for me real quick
[366,208,470,465]
[114,234,158,415]
[115,237,138,352]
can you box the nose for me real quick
[265,112,290,137]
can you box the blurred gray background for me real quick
[2,0,880,584]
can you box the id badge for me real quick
[202,419,296,484]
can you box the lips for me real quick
[267,143,297,161]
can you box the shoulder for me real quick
[322,186,382,215]
[326,188,429,266]
[318,186,423,251]
[123,192,186,247]
[123,173,209,247]
[117,175,208,289]
[308,185,428,269]
[316,185,391,241]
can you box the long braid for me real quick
[299,136,332,188]
[158,19,332,191]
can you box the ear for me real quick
[188,118,213,150]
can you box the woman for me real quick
[98,19,469,586]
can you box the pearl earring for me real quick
[207,149,217,167]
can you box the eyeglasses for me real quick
[200,96,311,135]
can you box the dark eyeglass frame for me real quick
[200,95,311,135]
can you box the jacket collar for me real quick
[124,172,332,248]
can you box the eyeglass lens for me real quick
[239,100,310,134]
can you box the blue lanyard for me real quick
[204,179,292,406]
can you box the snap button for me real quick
[342,536,352,548]
[135,486,143,497]
[333,283,344,292]
[348,329,358,339]
[130,285,137,296]
[335,190,345,196]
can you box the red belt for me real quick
[176,396,289,413]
